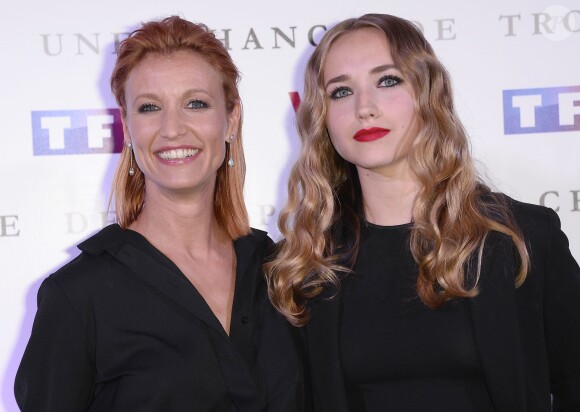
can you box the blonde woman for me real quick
[267,13,580,411]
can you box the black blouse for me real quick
[15,224,304,412]
[340,222,494,411]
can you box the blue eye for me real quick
[379,75,402,88]
[138,103,159,113]
[187,100,208,109]
[330,87,352,100]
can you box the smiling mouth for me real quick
[158,148,199,160]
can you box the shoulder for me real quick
[506,195,558,228]
[236,227,275,256]
[249,227,275,246]
[477,194,566,277]
[492,193,560,241]
[494,194,579,279]
[77,223,126,255]
[48,224,129,296]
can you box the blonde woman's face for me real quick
[122,50,239,199]
[323,28,418,178]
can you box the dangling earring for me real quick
[127,142,135,176]
[227,135,235,167]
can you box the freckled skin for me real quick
[122,50,239,198]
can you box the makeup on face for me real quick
[353,127,391,142]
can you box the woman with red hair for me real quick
[16,16,304,411]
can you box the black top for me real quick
[15,224,304,412]
[304,198,580,412]
[340,222,494,411]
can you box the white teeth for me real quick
[158,148,199,160]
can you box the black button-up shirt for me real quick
[15,224,304,411]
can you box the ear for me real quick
[225,101,241,142]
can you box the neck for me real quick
[357,164,420,226]
[128,185,228,257]
[127,183,236,336]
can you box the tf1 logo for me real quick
[503,86,580,134]
[32,109,124,155]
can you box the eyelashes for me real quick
[137,99,209,113]
[186,99,208,109]
[328,74,404,100]
[378,75,402,88]
[329,86,352,100]
[138,103,159,113]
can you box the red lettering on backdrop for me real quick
[289,91,301,112]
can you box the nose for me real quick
[160,106,187,139]
[355,89,381,120]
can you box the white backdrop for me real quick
[1,1,579,410]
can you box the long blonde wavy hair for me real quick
[109,16,249,239]
[265,14,530,326]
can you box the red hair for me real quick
[109,16,249,239]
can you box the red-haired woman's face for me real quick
[324,28,417,179]
[122,50,240,199]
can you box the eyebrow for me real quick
[131,88,210,104]
[324,64,397,89]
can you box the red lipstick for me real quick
[353,127,390,142]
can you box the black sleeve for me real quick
[542,210,580,411]
[14,276,95,412]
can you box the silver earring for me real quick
[227,136,234,167]
[127,143,135,176]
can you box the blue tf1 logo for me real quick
[503,86,580,134]
[32,109,124,155]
